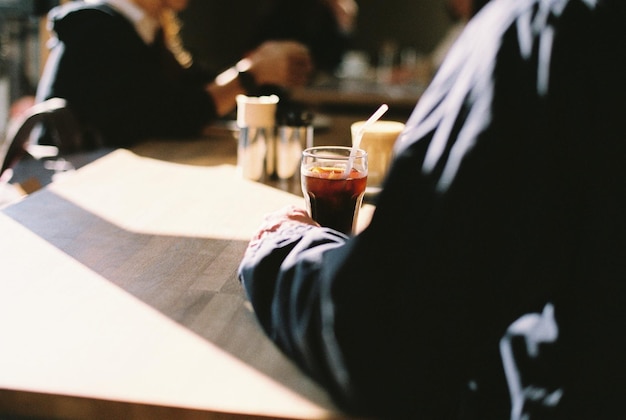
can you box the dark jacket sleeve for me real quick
[238,223,352,390]
[37,4,217,146]
[239,134,526,418]
[239,1,626,418]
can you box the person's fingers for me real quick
[250,206,318,243]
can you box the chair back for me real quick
[0,98,81,182]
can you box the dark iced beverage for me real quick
[301,147,368,235]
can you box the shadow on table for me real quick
[2,190,338,412]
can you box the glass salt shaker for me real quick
[276,110,314,180]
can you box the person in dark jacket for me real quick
[238,0,626,418]
[35,0,312,148]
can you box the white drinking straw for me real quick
[344,103,389,177]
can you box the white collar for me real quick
[87,0,160,44]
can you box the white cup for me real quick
[351,120,405,191]
[236,95,279,127]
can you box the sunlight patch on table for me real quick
[48,149,304,241]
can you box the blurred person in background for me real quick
[238,0,626,418]
[428,0,490,74]
[35,0,313,149]
[178,0,357,80]
[250,0,358,74]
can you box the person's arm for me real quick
[238,134,484,417]
[206,64,248,117]
[322,0,358,34]
[208,41,313,116]
[238,207,352,396]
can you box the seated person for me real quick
[238,0,626,418]
[35,0,313,149]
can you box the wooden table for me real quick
[0,127,373,419]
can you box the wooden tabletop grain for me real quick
[0,122,375,419]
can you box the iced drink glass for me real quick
[301,146,368,235]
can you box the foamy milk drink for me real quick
[351,120,405,192]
